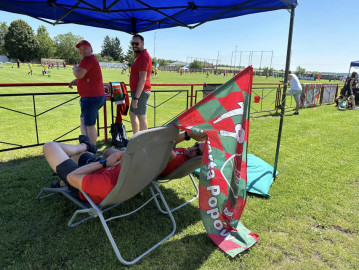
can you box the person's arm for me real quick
[349,79,354,94]
[72,65,87,79]
[69,79,77,89]
[132,71,147,108]
[176,130,207,144]
[67,151,123,190]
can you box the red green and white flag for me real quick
[171,66,258,257]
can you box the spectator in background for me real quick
[16,58,20,68]
[287,71,302,115]
[338,72,358,110]
[69,40,106,144]
[129,34,152,134]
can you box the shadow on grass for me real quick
[0,154,213,268]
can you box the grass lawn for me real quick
[0,65,357,269]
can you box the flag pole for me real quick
[273,6,296,180]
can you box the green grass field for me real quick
[0,64,358,269]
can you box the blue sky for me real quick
[0,0,357,73]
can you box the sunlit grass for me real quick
[0,65,357,269]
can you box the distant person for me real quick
[286,71,302,115]
[27,62,32,75]
[69,40,106,144]
[155,67,158,78]
[42,63,48,75]
[16,58,20,68]
[63,61,66,69]
[338,72,358,110]
[129,34,152,134]
[57,62,59,69]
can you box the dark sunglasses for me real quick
[131,42,139,46]
[194,142,202,156]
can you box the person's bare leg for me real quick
[43,142,87,172]
[130,111,140,134]
[85,125,97,144]
[295,100,300,112]
[138,115,148,131]
[80,117,87,136]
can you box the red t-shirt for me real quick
[80,163,121,204]
[130,49,152,92]
[77,55,105,97]
[159,148,189,177]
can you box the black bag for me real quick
[110,123,129,148]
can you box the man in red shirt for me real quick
[129,34,152,134]
[69,40,106,145]
[44,131,206,204]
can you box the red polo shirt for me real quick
[130,49,152,92]
[77,55,105,97]
[80,163,121,204]
[159,148,189,177]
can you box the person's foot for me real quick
[50,180,66,188]
[337,106,344,110]
[353,107,359,110]
[79,135,98,153]
[294,111,299,115]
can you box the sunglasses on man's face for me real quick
[131,42,139,46]
[194,142,202,156]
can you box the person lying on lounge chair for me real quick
[43,131,206,204]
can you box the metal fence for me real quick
[1,82,333,152]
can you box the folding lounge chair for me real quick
[154,155,202,213]
[37,125,179,265]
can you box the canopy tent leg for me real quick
[273,6,296,180]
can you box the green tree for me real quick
[157,58,168,67]
[262,66,274,75]
[101,36,123,62]
[124,42,134,66]
[295,66,306,75]
[4,19,38,60]
[112,37,123,61]
[36,25,55,58]
[152,57,158,67]
[189,60,203,69]
[101,35,112,58]
[0,22,8,55]
[54,32,83,64]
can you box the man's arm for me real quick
[176,130,207,145]
[67,152,123,190]
[132,71,147,108]
[72,65,87,79]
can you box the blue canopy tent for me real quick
[0,0,298,178]
[349,60,359,75]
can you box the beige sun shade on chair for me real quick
[37,125,179,265]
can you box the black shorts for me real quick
[56,159,80,199]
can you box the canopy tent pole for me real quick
[273,6,296,180]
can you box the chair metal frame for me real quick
[37,126,179,265]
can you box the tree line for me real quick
[0,19,173,67]
[0,19,132,64]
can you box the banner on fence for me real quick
[321,84,337,104]
[171,66,258,257]
[300,83,321,107]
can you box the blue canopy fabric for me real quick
[350,61,359,67]
[0,0,297,34]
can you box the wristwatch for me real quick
[184,131,191,141]
[99,158,107,168]
[133,96,139,100]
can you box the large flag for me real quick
[171,66,258,257]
